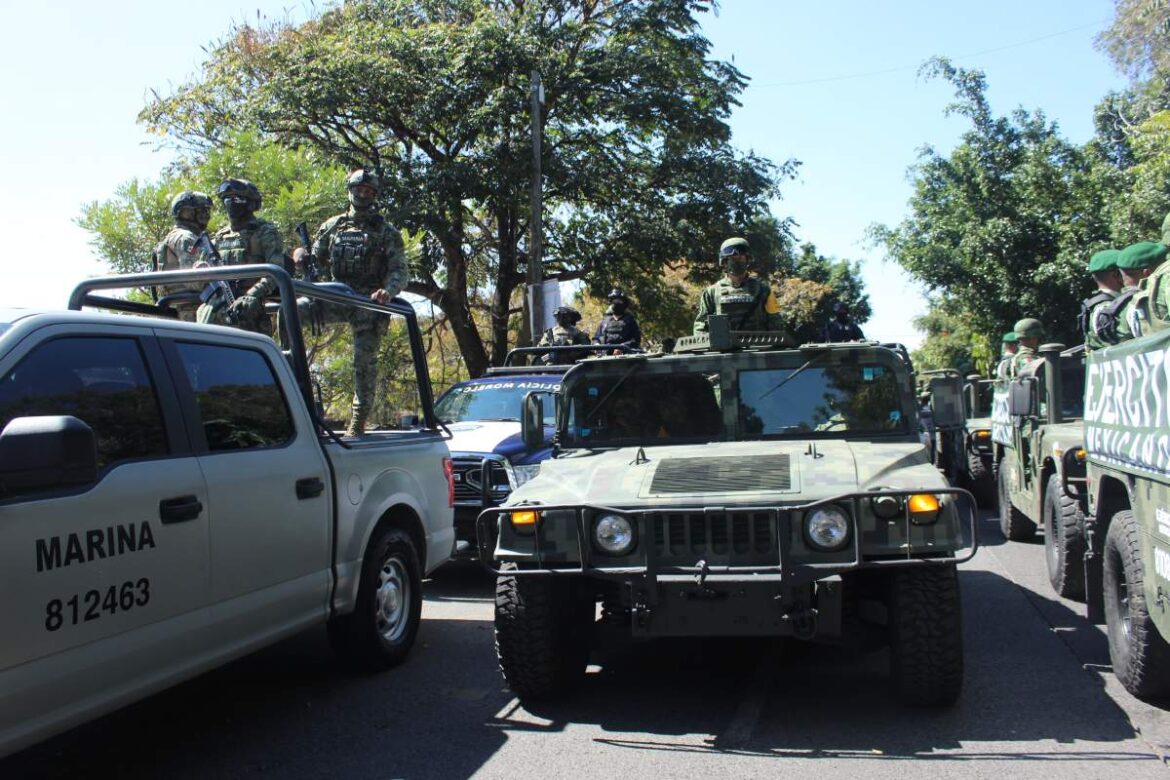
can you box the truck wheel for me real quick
[888,564,963,706]
[965,450,996,508]
[495,571,593,700]
[1043,474,1086,601]
[329,526,422,672]
[1104,510,1170,699]
[997,463,1036,541]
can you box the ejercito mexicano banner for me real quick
[1084,330,1170,477]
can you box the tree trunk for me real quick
[438,237,490,378]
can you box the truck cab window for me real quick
[0,337,166,469]
[176,343,294,451]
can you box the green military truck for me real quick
[960,374,997,508]
[1082,331,1170,698]
[477,329,977,706]
[994,344,1089,599]
[921,369,996,508]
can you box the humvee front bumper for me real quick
[476,489,978,637]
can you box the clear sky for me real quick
[0,0,1126,348]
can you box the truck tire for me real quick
[1043,474,1086,601]
[1104,510,1170,699]
[997,463,1036,541]
[328,526,422,672]
[888,564,963,706]
[495,571,593,700]
[965,450,996,508]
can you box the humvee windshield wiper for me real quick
[759,349,828,401]
[584,360,646,423]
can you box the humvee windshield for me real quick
[563,357,908,448]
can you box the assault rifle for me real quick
[193,233,237,322]
[294,222,320,283]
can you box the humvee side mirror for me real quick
[929,375,965,429]
[1007,379,1034,418]
[521,392,549,450]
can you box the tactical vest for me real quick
[1078,290,1116,338]
[327,214,388,293]
[600,317,628,345]
[715,281,762,326]
[545,325,582,346]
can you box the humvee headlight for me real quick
[805,506,851,551]
[594,514,635,556]
[511,510,540,527]
[974,430,991,440]
[908,494,941,525]
[870,494,903,520]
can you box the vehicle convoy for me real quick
[477,326,977,706]
[958,374,997,508]
[1081,329,1170,698]
[0,265,454,758]
[992,344,1089,599]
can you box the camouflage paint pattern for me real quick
[152,221,212,322]
[693,276,785,335]
[197,217,285,333]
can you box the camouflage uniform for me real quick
[1082,290,1119,351]
[693,276,784,335]
[1009,345,1038,378]
[539,324,590,348]
[310,170,408,435]
[1008,318,1043,379]
[152,191,213,322]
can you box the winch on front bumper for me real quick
[476,488,978,638]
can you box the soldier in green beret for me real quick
[1134,233,1170,334]
[1010,318,1043,378]
[693,237,788,336]
[1081,248,1123,351]
[1109,241,1167,343]
[994,331,1019,380]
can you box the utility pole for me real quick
[528,70,544,343]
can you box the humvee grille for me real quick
[649,455,791,494]
[650,511,778,565]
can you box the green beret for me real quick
[1013,318,1043,340]
[1118,241,1168,270]
[1088,249,1121,273]
[1001,331,1019,344]
[720,237,751,254]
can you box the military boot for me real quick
[345,408,368,437]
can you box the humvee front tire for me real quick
[965,450,996,508]
[495,572,593,700]
[998,463,1036,541]
[1104,510,1170,699]
[329,526,422,672]
[1044,474,1086,601]
[888,564,963,706]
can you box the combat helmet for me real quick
[346,168,381,192]
[553,305,582,324]
[216,178,262,211]
[170,190,212,229]
[607,288,629,303]
[1013,317,1043,340]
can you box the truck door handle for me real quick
[296,477,325,499]
[159,495,203,524]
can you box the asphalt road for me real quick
[5,510,1170,779]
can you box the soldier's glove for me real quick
[229,295,263,318]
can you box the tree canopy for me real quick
[139,0,796,376]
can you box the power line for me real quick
[749,18,1109,89]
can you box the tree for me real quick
[910,300,995,376]
[139,0,794,377]
[870,59,1110,347]
[1096,0,1170,82]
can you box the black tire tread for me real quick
[998,463,1037,541]
[889,564,964,706]
[1104,510,1170,699]
[1044,474,1086,600]
[495,573,591,700]
[965,450,996,509]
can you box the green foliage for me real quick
[872,58,1108,347]
[910,301,995,377]
[1096,0,1170,82]
[139,0,794,376]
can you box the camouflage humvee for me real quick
[477,330,977,706]
[993,344,1089,600]
[1082,330,1170,699]
[959,374,997,508]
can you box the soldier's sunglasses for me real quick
[720,246,749,257]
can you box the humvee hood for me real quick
[508,439,937,508]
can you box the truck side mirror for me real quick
[522,392,547,451]
[929,375,965,429]
[0,415,98,497]
[1007,379,1034,418]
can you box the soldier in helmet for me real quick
[152,190,214,322]
[197,178,285,332]
[1009,318,1044,378]
[593,289,642,353]
[538,305,590,364]
[823,300,865,342]
[304,168,409,436]
[693,237,787,336]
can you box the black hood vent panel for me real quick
[649,454,792,494]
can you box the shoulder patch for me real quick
[764,290,781,314]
